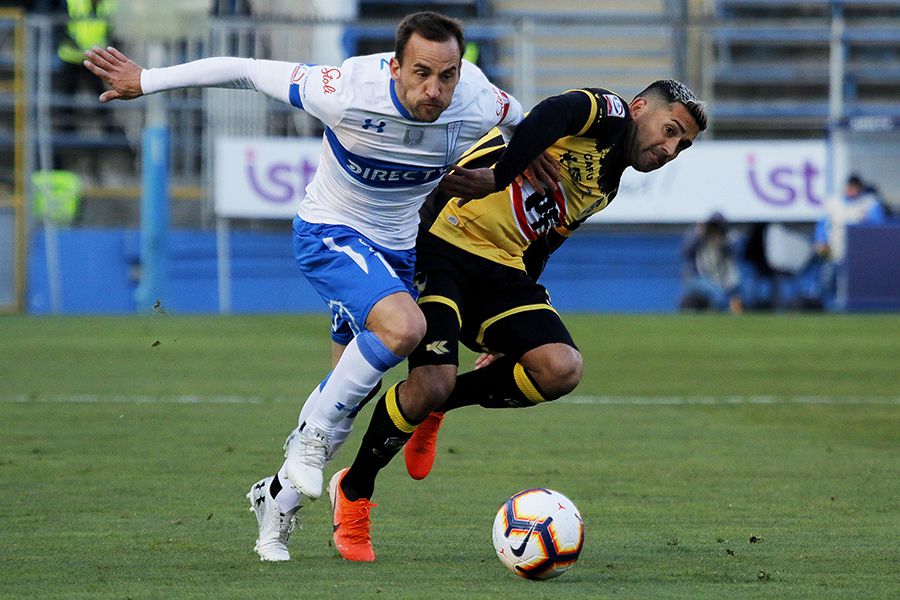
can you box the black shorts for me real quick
[408,231,576,369]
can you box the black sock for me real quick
[342,382,420,501]
[441,356,548,411]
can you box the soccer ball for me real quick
[492,488,585,580]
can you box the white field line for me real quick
[1,394,898,406]
[0,394,266,405]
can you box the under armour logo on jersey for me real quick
[426,340,449,355]
[362,119,386,133]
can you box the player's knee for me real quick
[375,307,427,356]
[396,309,428,354]
[532,347,583,400]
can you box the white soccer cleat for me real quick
[283,425,333,500]
[247,477,298,562]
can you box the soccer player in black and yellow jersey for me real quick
[327,80,708,560]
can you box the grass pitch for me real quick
[1,314,898,599]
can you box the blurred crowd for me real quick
[680,174,898,313]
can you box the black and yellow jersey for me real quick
[422,87,631,271]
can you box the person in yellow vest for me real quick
[56,0,117,138]
[58,0,116,65]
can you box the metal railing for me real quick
[0,8,26,314]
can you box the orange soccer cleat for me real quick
[328,468,376,562]
[404,411,445,480]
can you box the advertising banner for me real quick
[215,137,321,219]
[215,137,830,223]
[605,140,828,223]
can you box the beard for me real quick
[633,150,665,173]
[410,102,446,122]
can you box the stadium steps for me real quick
[709,0,900,133]
[490,1,674,103]
[492,0,667,18]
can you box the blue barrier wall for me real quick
[29,228,323,315]
[27,228,686,315]
[540,232,684,312]
[29,228,137,314]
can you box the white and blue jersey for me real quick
[141,52,523,339]
[285,53,523,250]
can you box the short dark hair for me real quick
[394,11,465,64]
[636,79,709,131]
[704,212,727,236]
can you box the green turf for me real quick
[1,314,898,599]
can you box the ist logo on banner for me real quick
[215,137,322,219]
[746,154,823,207]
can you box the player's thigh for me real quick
[459,263,577,361]
[408,266,465,370]
[292,216,416,341]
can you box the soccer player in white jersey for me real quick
[83,11,524,561]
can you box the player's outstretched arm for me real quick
[87,49,300,107]
[84,46,144,103]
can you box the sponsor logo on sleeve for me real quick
[603,94,626,118]
[320,67,342,94]
[494,88,511,120]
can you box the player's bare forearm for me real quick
[84,46,144,102]
[438,165,496,205]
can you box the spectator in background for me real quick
[56,0,117,144]
[869,181,899,222]
[679,212,743,314]
[812,173,887,307]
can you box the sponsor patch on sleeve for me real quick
[494,88,511,122]
[603,94,625,118]
[318,67,342,95]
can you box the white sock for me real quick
[292,366,372,464]
[295,366,356,460]
[329,414,356,459]
[302,330,402,434]
[296,383,321,428]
